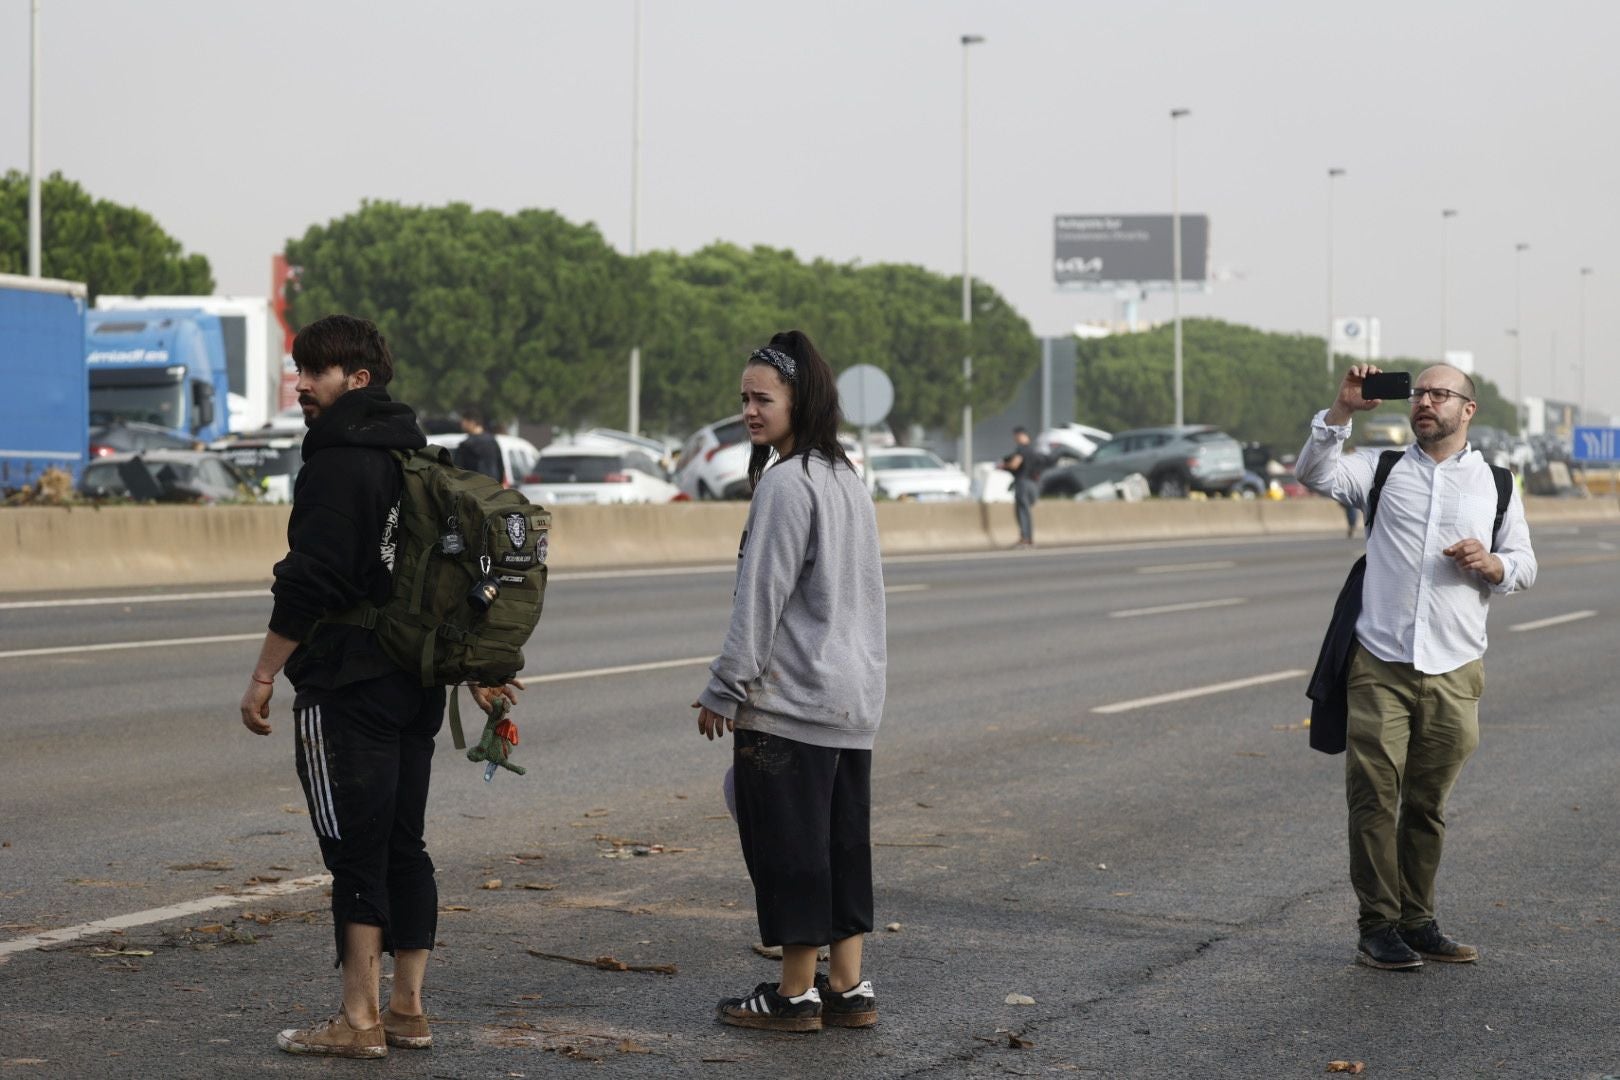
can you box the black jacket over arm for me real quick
[268,387,425,696]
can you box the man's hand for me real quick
[240,678,274,736]
[471,679,525,714]
[1443,538,1505,584]
[1325,363,1387,425]
[692,701,733,740]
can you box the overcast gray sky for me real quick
[5,0,1617,418]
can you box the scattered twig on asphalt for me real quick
[526,949,677,975]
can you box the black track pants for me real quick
[732,729,874,947]
[293,670,445,966]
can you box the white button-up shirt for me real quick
[1296,411,1537,675]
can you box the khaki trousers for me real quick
[1344,646,1483,934]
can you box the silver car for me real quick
[1038,425,1245,498]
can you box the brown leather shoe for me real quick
[383,1008,432,1049]
[1399,921,1479,963]
[277,1012,386,1058]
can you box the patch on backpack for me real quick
[504,512,527,550]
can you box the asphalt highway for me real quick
[1,521,1617,1078]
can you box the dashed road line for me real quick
[1109,597,1246,619]
[1509,610,1597,633]
[0,874,333,960]
[1093,669,1307,714]
[0,633,264,661]
[1134,561,1236,575]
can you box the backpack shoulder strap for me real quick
[1364,449,1404,532]
[1489,464,1513,552]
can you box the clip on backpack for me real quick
[1305,450,1512,754]
[325,444,550,756]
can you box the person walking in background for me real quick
[453,405,504,483]
[239,316,513,1058]
[1296,362,1536,972]
[1001,426,1040,547]
[691,330,888,1033]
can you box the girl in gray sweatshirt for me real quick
[693,330,888,1034]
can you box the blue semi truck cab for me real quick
[86,309,231,444]
[0,273,89,490]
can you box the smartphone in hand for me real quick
[1360,371,1411,401]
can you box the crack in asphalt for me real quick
[892,878,1345,1077]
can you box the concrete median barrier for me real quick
[3,495,1614,594]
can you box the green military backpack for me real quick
[327,445,550,703]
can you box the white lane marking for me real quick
[885,584,930,594]
[1509,610,1598,633]
[0,874,333,959]
[0,633,263,661]
[519,656,715,684]
[1109,597,1247,619]
[0,588,271,612]
[1135,561,1236,575]
[1092,669,1307,714]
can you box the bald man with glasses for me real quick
[1297,363,1537,972]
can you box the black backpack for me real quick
[1305,450,1513,754]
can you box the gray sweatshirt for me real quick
[699,450,887,750]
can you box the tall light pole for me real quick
[1579,267,1594,423]
[1170,108,1190,427]
[1324,167,1345,379]
[1440,209,1458,360]
[29,0,43,277]
[1513,241,1530,430]
[959,34,984,470]
[626,0,643,434]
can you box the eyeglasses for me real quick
[1410,387,1472,405]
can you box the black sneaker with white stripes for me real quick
[715,981,822,1032]
[814,972,878,1028]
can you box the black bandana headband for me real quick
[750,347,798,383]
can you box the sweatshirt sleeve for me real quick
[268,452,382,641]
[698,471,813,720]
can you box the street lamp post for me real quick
[1513,242,1529,431]
[1579,267,1594,423]
[1440,209,1458,360]
[960,34,984,471]
[1324,167,1345,379]
[1171,108,1190,427]
[626,0,643,435]
[29,0,43,277]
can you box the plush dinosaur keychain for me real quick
[466,695,525,780]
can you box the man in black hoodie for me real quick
[238,315,508,1059]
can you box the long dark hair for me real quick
[746,329,855,491]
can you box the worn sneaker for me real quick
[1399,921,1479,963]
[382,1008,432,1049]
[1356,926,1423,971]
[276,1013,387,1058]
[814,973,878,1028]
[716,981,822,1032]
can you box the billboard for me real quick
[1053,215,1209,285]
[1333,316,1381,360]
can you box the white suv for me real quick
[675,415,753,500]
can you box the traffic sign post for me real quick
[837,364,895,494]
[1571,427,1620,503]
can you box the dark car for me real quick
[1039,425,1245,498]
[88,422,198,458]
[210,431,304,503]
[79,450,256,504]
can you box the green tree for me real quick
[1075,319,1514,451]
[0,171,213,301]
[285,201,636,423]
[285,205,1040,435]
